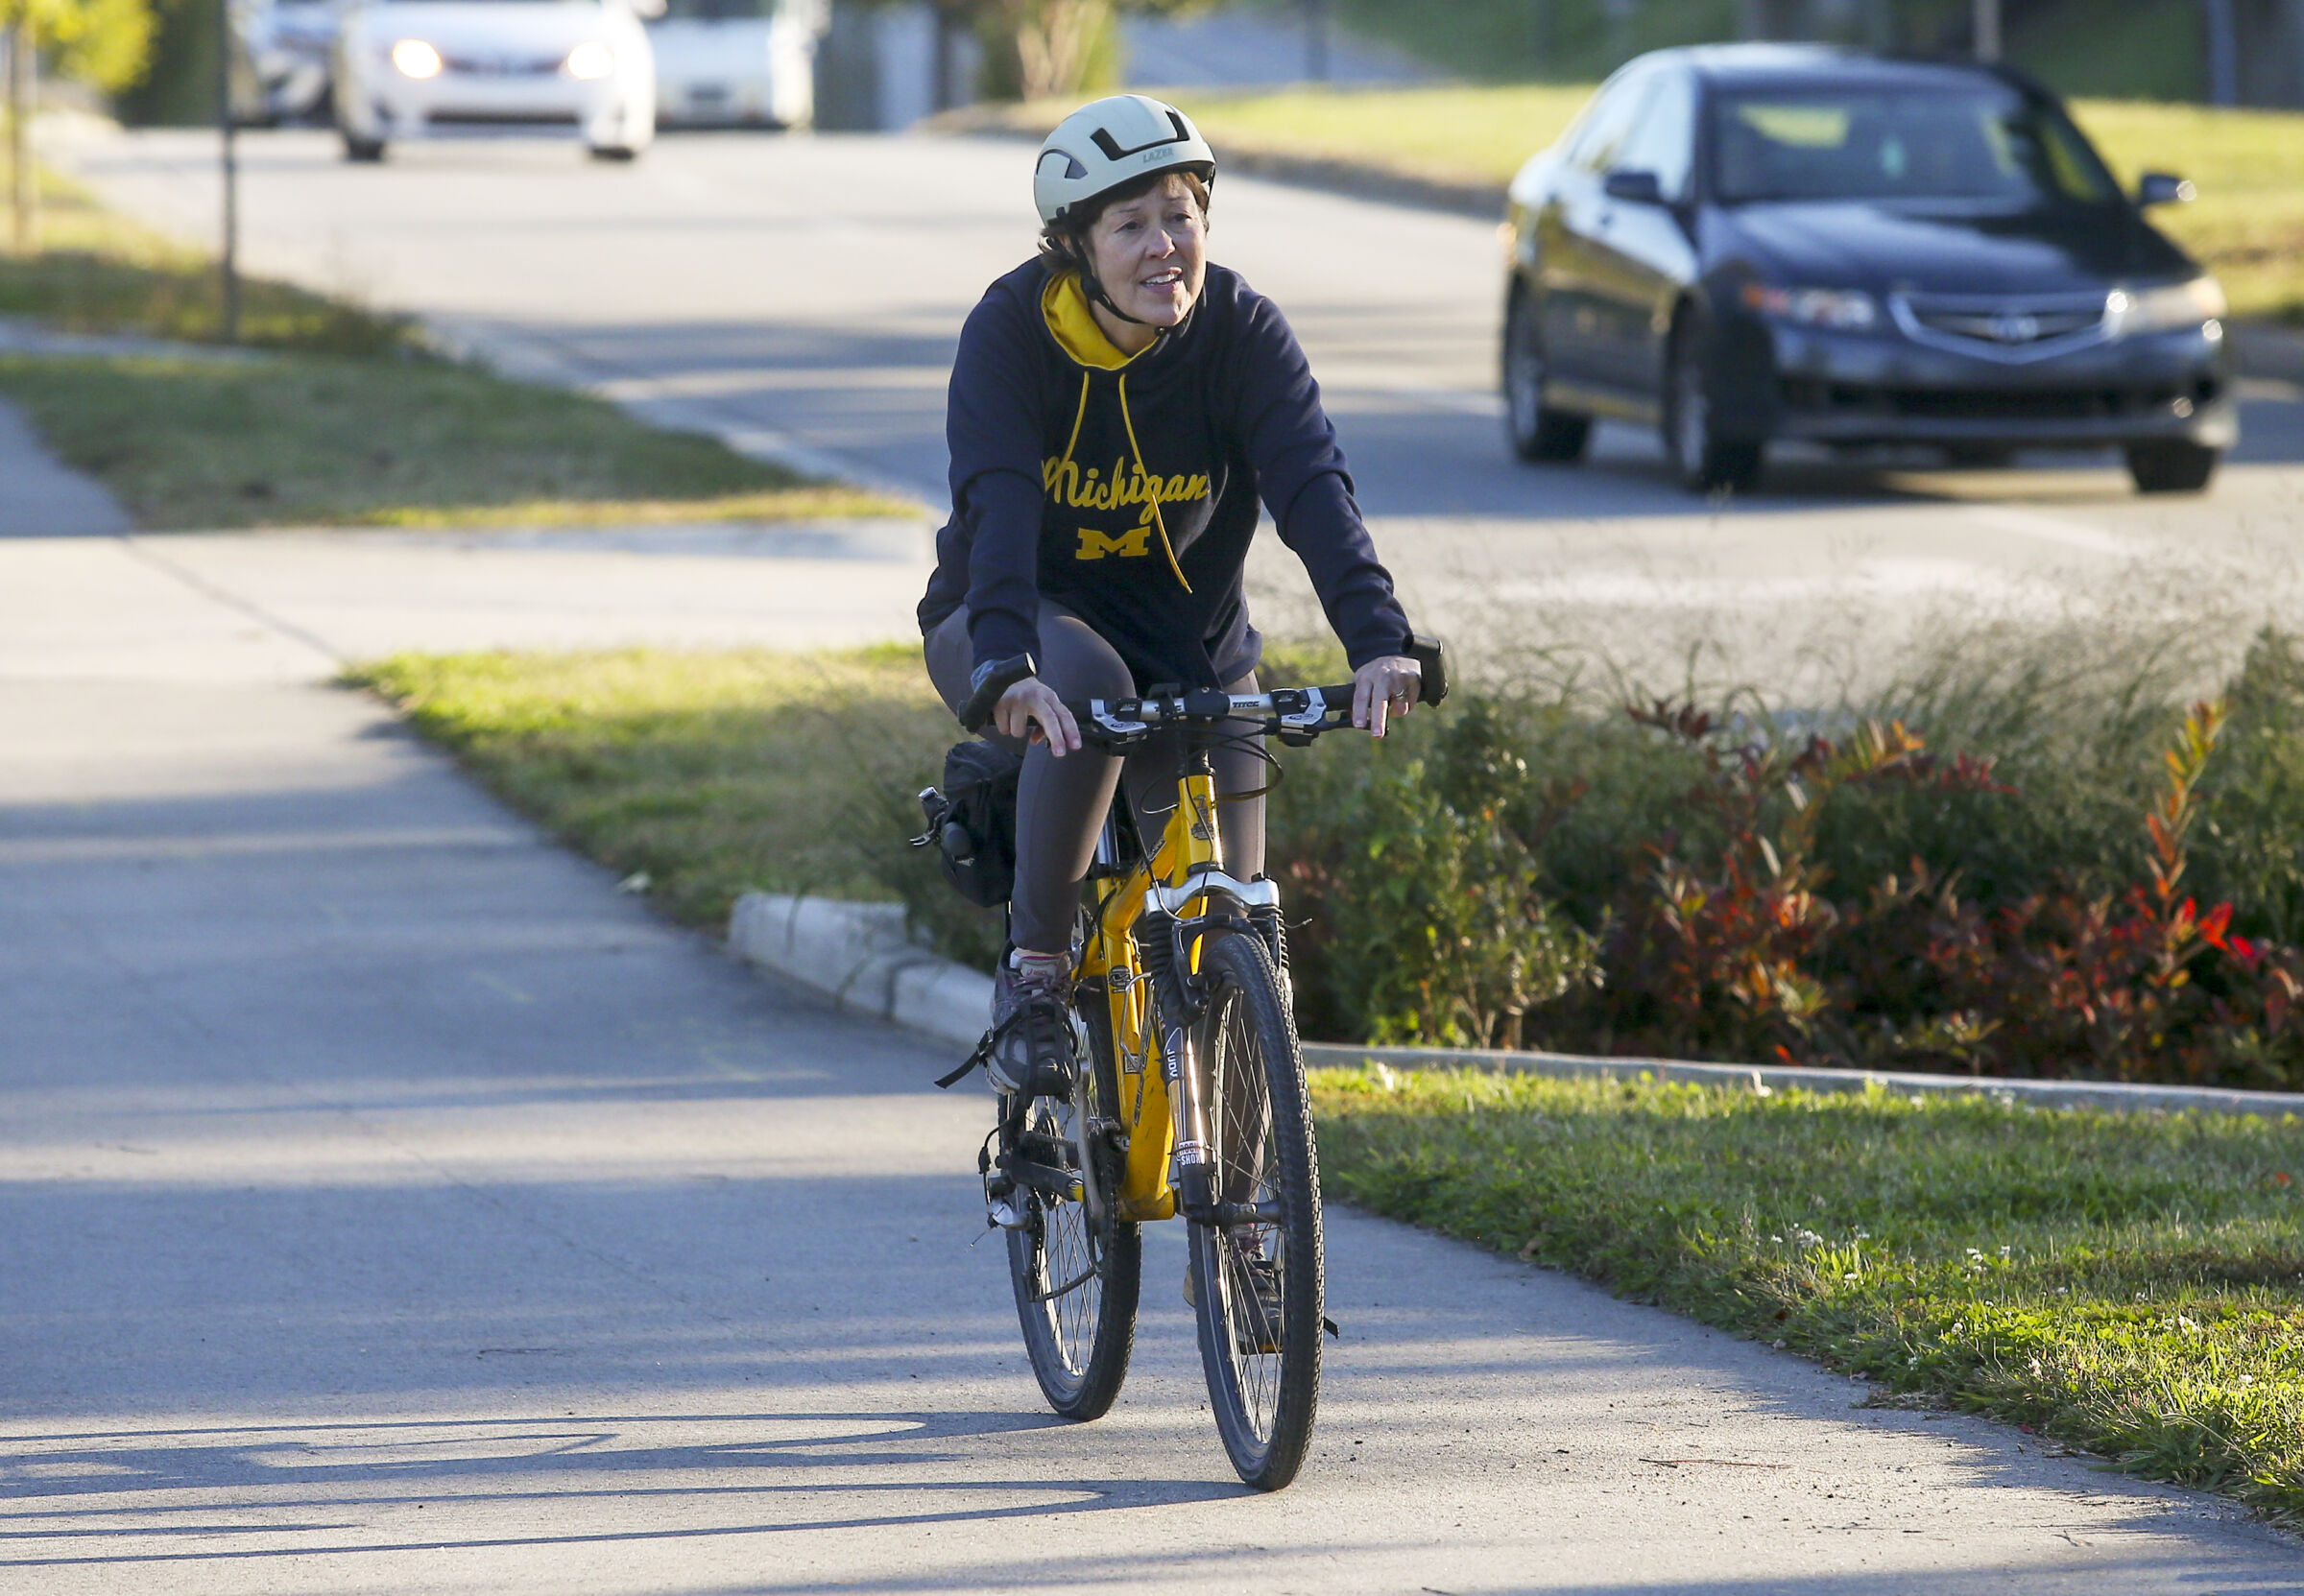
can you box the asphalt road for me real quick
[48,122,2304,695]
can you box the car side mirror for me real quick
[2138,172,2196,207]
[1602,168,1665,205]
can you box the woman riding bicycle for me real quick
[920,94,1423,1104]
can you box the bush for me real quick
[1273,626,2304,1088]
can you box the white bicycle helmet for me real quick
[1033,94,1216,227]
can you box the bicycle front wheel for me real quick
[1186,932,1323,1489]
[1006,994,1140,1420]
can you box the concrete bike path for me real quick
[2,534,2298,1593]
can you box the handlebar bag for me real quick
[916,739,1023,908]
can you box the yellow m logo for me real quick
[1075,525,1151,560]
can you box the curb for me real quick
[1219,146,1502,219]
[732,893,2304,1119]
[1300,1043,2304,1119]
[924,107,1504,219]
[729,892,991,1051]
[420,317,942,510]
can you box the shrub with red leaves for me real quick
[1553,696,2304,1087]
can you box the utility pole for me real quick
[217,0,240,342]
[1973,0,2001,61]
[8,13,33,254]
[1302,0,1329,83]
[2202,0,2240,105]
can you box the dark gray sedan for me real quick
[1501,44,2235,494]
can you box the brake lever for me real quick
[1080,699,1149,749]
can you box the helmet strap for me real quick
[1080,260,1158,328]
[1057,233,1164,333]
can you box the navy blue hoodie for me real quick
[918,256,1411,690]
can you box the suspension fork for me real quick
[1157,750,1223,1219]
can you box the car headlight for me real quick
[391,37,443,79]
[2106,276,2225,338]
[565,40,615,80]
[1740,283,1879,331]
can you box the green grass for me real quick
[1303,0,2207,102]
[347,646,958,933]
[0,150,905,528]
[965,85,2304,323]
[0,154,415,354]
[347,640,1359,969]
[0,353,897,531]
[1311,1064,2304,1525]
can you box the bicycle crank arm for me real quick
[1000,1150,1086,1204]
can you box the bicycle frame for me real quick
[966,664,1439,1227]
[1078,747,1278,1225]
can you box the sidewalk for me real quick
[0,396,130,537]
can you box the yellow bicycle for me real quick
[959,645,1445,1490]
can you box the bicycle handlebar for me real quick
[1075,681,1418,750]
[957,653,1037,733]
[956,637,1450,744]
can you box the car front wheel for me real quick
[1502,287,1591,464]
[1664,318,1762,494]
[2126,440,2219,494]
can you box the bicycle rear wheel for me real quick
[1006,993,1140,1419]
[1186,932,1322,1489]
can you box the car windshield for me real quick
[1711,83,2119,205]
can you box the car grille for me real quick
[1890,292,2110,362]
[426,110,583,127]
[441,54,564,77]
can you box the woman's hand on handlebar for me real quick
[996,675,1082,756]
[1352,655,1423,738]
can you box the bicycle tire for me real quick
[1186,932,1322,1489]
[1006,992,1140,1419]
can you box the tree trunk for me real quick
[1011,0,1110,102]
[8,14,33,255]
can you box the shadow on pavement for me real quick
[0,1411,1243,1571]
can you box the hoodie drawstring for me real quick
[1116,372,1192,594]
[1059,370,1091,468]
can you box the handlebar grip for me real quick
[1407,633,1449,706]
[957,653,1036,733]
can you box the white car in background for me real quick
[242,0,345,122]
[647,0,821,128]
[333,0,659,162]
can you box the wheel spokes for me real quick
[1027,1099,1104,1377]
[1207,980,1286,1440]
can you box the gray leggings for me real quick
[925,604,1266,954]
